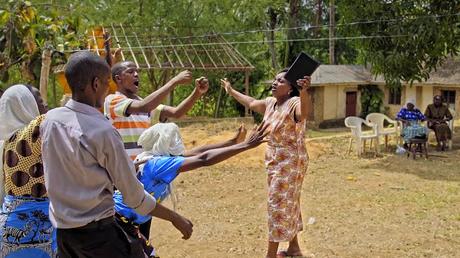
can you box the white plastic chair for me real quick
[345,116,379,157]
[366,113,402,149]
[366,113,402,150]
[449,109,456,149]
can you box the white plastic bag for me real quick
[395,145,406,155]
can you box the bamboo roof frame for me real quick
[88,24,254,114]
[91,24,255,72]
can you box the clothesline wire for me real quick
[90,12,460,40]
[64,34,410,53]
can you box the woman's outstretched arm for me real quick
[220,78,267,115]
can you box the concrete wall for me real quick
[313,87,324,123]
[323,85,338,120]
[383,85,435,118]
[420,85,434,113]
[380,85,400,117]
[318,84,459,124]
[322,84,360,121]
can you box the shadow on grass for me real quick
[368,146,460,182]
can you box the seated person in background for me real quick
[424,95,453,151]
[396,99,427,148]
[114,122,268,257]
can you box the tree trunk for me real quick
[266,7,278,70]
[39,48,52,104]
[214,86,223,118]
[284,0,300,67]
[139,0,144,16]
[314,0,322,36]
[329,0,336,64]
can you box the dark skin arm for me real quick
[159,77,208,122]
[183,124,247,157]
[220,78,267,115]
[127,70,193,114]
[178,122,269,172]
[133,124,248,169]
[148,202,193,240]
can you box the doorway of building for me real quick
[346,91,357,117]
[441,90,456,110]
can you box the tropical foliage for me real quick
[1,0,459,114]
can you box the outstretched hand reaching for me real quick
[220,78,233,94]
[244,121,270,148]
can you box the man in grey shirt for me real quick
[41,51,193,258]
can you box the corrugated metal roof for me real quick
[309,58,460,86]
[310,65,372,85]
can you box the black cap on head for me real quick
[65,51,110,93]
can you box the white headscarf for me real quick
[136,122,185,162]
[405,98,416,108]
[0,84,40,204]
[136,122,185,211]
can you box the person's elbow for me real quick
[168,109,185,119]
[125,190,157,216]
[128,101,151,114]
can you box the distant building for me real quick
[300,58,459,127]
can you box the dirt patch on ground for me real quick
[150,122,460,258]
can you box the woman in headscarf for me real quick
[396,98,427,147]
[113,122,268,257]
[0,84,53,258]
[424,95,453,151]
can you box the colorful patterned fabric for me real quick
[3,115,46,197]
[113,156,184,225]
[104,92,163,160]
[263,97,308,242]
[396,108,425,121]
[0,195,56,258]
[401,122,428,143]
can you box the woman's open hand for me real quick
[220,78,233,94]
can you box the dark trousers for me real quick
[139,218,152,238]
[57,216,146,258]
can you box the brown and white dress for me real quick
[263,97,308,242]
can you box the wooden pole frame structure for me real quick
[87,24,255,117]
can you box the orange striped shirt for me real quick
[104,92,163,160]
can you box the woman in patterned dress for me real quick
[0,84,53,258]
[221,70,311,258]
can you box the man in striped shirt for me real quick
[103,61,207,244]
[104,61,208,160]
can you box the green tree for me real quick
[0,0,84,89]
[338,0,460,87]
